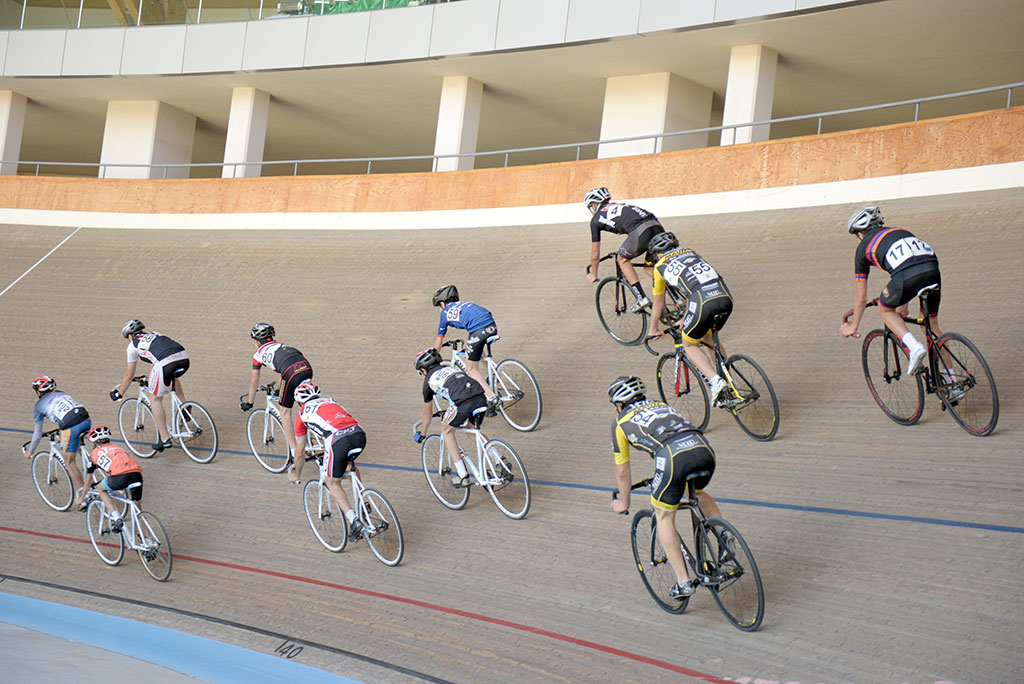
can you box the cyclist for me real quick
[413,348,488,487]
[431,284,500,414]
[584,187,665,312]
[839,206,941,375]
[288,382,366,541]
[110,320,189,453]
[23,376,92,509]
[241,323,313,458]
[83,426,143,533]
[645,232,731,404]
[606,375,726,601]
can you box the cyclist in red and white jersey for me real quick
[110,320,189,453]
[288,382,366,540]
[241,323,313,457]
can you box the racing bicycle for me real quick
[117,376,218,462]
[589,252,676,346]
[26,428,98,511]
[84,481,173,582]
[244,383,296,473]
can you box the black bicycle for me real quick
[844,284,998,436]
[589,252,687,346]
[615,475,764,631]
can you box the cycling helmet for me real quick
[584,187,611,211]
[251,323,275,341]
[848,206,884,234]
[293,381,320,404]
[121,319,144,338]
[608,375,646,404]
[414,348,442,372]
[432,285,459,307]
[87,425,112,444]
[646,232,679,258]
[32,375,56,394]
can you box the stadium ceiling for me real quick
[5,0,1023,175]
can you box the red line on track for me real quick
[1,524,730,683]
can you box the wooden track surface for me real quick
[1,189,1021,684]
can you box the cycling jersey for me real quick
[854,227,938,280]
[611,399,699,465]
[252,341,308,374]
[88,444,142,477]
[422,366,485,406]
[295,397,359,440]
[28,391,89,452]
[437,301,495,336]
[127,331,185,364]
[590,202,661,242]
[652,248,724,298]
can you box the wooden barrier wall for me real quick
[1,107,1021,215]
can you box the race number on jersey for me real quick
[885,237,934,270]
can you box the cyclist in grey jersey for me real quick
[24,376,92,508]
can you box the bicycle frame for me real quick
[128,377,189,438]
[447,425,506,487]
[441,339,523,408]
[41,430,94,486]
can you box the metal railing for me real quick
[5,81,1020,179]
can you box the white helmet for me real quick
[848,206,884,234]
[293,381,320,404]
[584,187,611,210]
[608,376,646,404]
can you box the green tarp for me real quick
[318,0,421,14]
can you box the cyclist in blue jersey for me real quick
[23,376,92,509]
[431,285,500,414]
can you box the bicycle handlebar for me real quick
[441,339,462,350]
[611,478,653,515]
[843,299,924,338]
[129,375,149,387]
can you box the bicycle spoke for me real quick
[861,330,924,425]
[935,333,999,436]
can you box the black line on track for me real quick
[0,573,455,684]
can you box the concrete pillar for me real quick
[598,72,713,159]
[720,44,778,146]
[223,87,270,178]
[0,91,27,176]
[99,100,196,179]
[432,76,483,172]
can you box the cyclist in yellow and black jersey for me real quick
[607,375,726,601]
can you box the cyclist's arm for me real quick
[116,361,137,396]
[612,461,632,513]
[245,368,260,405]
[649,292,666,334]
[420,401,434,434]
[433,334,444,352]
[587,241,601,280]
[841,279,870,337]
[26,414,44,453]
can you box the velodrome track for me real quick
[1,188,1021,684]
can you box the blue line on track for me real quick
[4,426,1020,534]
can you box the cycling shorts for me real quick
[279,361,313,409]
[103,471,144,501]
[444,395,488,428]
[60,417,92,455]
[325,427,366,479]
[879,263,941,316]
[650,432,716,511]
[679,287,732,344]
[149,351,190,398]
[618,221,664,260]
[465,324,498,362]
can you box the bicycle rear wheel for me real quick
[136,510,173,582]
[420,434,469,510]
[85,500,125,566]
[117,398,157,458]
[176,401,218,463]
[723,354,780,441]
[630,510,687,614]
[494,359,542,432]
[696,517,764,631]
[483,439,531,520]
[656,353,710,431]
[596,276,647,346]
[32,452,73,512]
[861,329,924,425]
[360,489,404,567]
[935,332,999,436]
[303,480,348,552]
[246,409,291,473]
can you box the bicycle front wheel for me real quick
[723,354,780,441]
[483,439,531,520]
[303,480,348,552]
[136,510,173,581]
[696,517,764,631]
[630,510,687,614]
[935,332,999,436]
[32,452,73,511]
[596,277,648,346]
[246,409,291,473]
[420,434,470,510]
[494,359,542,432]
[656,354,710,431]
[861,329,924,425]
[360,489,404,567]
[118,398,157,458]
[176,401,218,463]
[85,500,125,566]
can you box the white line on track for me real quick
[0,226,82,300]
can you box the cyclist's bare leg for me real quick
[327,476,354,516]
[697,491,721,519]
[879,306,914,341]
[653,507,690,584]
[280,405,298,455]
[67,449,88,506]
[172,378,186,402]
[441,423,463,468]
[706,333,726,359]
[680,338,718,384]
[95,488,122,517]
[465,359,495,400]
[617,255,640,286]
[149,392,170,442]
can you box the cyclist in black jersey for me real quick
[607,376,727,600]
[584,187,665,312]
[241,323,313,457]
[839,206,942,375]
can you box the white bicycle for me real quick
[436,337,542,432]
[85,482,173,582]
[418,411,531,519]
[244,383,297,473]
[302,447,404,567]
[26,428,99,511]
[117,376,218,462]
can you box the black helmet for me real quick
[414,348,442,372]
[646,232,679,259]
[848,206,884,234]
[432,285,459,307]
[608,376,646,404]
[251,323,275,341]
[121,319,144,339]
